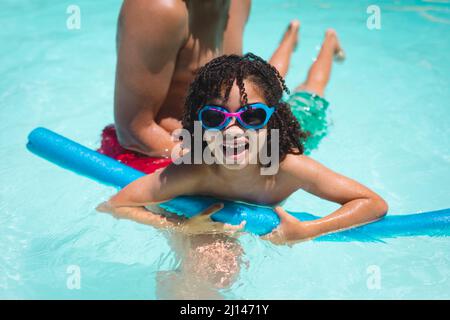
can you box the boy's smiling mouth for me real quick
[221,139,250,160]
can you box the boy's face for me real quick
[204,79,269,170]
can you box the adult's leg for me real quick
[268,20,300,78]
[296,29,344,97]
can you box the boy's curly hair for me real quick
[181,52,309,161]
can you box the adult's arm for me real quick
[114,0,188,157]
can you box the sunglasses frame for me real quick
[198,103,275,130]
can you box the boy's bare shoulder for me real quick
[280,153,313,170]
[279,153,323,179]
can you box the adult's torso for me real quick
[156,0,250,132]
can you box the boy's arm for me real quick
[266,155,388,243]
[96,165,243,235]
[97,201,175,229]
[96,166,186,228]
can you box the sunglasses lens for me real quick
[201,109,225,128]
[241,108,267,127]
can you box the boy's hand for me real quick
[96,201,127,219]
[178,203,247,236]
[261,206,314,245]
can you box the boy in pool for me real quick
[97,49,388,297]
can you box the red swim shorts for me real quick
[98,124,172,174]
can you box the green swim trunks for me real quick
[285,91,330,154]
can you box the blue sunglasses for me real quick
[198,103,275,130]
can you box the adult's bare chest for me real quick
[157,29,241,121]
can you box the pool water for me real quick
[1,0,449,299]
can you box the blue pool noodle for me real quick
[27,127,450,241]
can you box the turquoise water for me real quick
[1,0,449,299]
